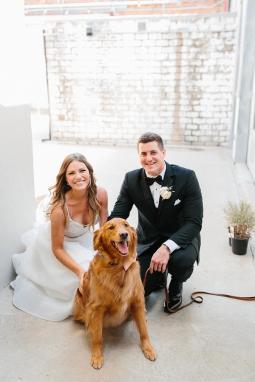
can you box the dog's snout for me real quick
[120,232,128,241]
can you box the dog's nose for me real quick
[120,232,128,241]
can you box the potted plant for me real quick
[224,200,255,255]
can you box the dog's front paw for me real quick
[90,353,104,369]
[141,342,157,361]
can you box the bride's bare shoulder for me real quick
[97,186,108,206]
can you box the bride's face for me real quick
[66,160,90,191]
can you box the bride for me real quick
[11,153,108,321]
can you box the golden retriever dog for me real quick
[73,218,156,369]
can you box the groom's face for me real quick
[138,140,166,176]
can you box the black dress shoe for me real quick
[163,278,183,313]
[163,293,182,313]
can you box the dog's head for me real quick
[93,218,137,261]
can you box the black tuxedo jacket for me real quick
[110,162,203,259]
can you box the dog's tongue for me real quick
[117,241,128,255]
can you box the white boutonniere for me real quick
[160,186,174,200]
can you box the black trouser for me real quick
[138,241,198,296]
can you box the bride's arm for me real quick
[50,206,84,278]
[97,187,108,227]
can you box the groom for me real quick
[109,132,203,312]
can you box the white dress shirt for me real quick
[145,164,180,254]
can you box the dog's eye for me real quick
[108,225,115,230]
[124,223,129,227]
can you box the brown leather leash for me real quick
[143,268,255,314]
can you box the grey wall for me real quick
[0,105,35,288]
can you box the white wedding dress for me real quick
[11,199,95,321]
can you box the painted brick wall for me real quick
[45,13,237,146]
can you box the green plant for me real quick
[224,200,255,239]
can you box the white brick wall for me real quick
[45,14,237,146]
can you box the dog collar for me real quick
[123,256,137,271]
[96,251,137,271]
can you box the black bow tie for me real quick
[145,175,163,186]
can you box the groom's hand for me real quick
[149,245,171,273]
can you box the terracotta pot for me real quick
[231,237,249,255]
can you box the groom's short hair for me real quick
[137,132,164,150]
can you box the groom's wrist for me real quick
[162,243,171,255]
[164,239,180,254]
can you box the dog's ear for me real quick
[93,229,102,251]
[129,226,137,255]
[130,226,137,241]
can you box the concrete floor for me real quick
[1,122,255,382]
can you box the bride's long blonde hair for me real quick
[48,153,100,227]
